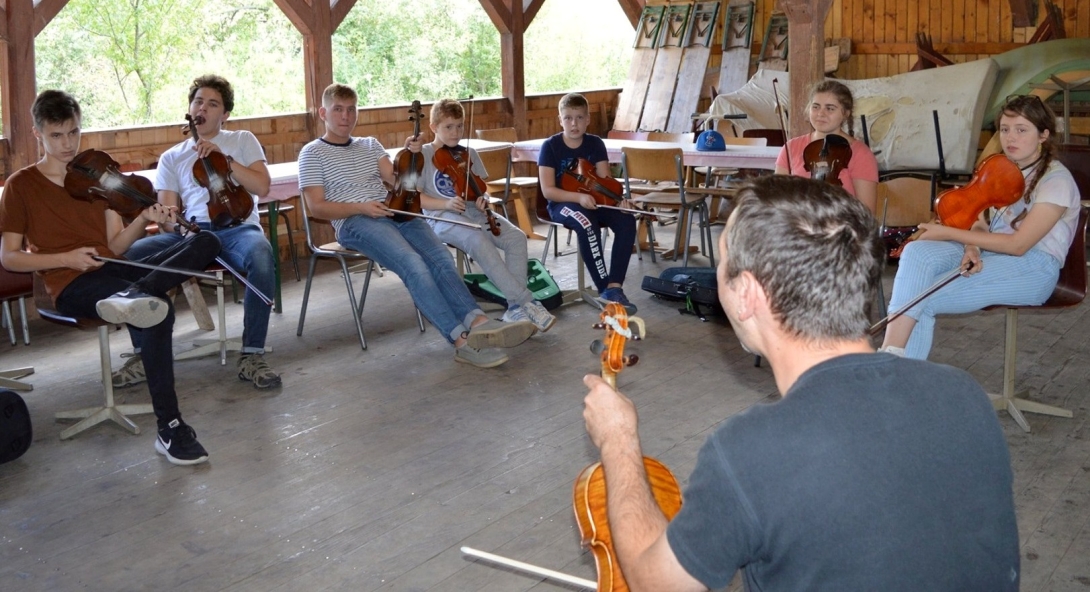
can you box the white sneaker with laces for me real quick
[501,305,531,324]
[523,301,556,333]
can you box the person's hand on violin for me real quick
[191,137,225,160]
[576,193,599,210]
[582,374,640,454]
[359,200,394,219]
[139,203,179,226]
[404,134,423,154]
[444,196,467,214]
[60,247,105,272]
[475,195,490,213]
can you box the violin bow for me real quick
[772,78,791,174]
[868,261,973,337]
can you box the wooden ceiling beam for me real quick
[330,0,356,31]
[32,0,66,36]
[616,0,644,28]
[274,0,315,33]
[478,0,512,35]
[524,0,546,27]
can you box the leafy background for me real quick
[35,0,634,128]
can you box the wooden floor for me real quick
[1,225,1088,591]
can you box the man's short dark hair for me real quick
[189,75,235,113]
[32,90,81,129]
[724,176,882,341]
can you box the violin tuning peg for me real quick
[589,340,605,355]
[625,354,640,367]
[592,322,606,330]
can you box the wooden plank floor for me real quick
[1,224,1088,591]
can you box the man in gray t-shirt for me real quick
[581,176,1019,591]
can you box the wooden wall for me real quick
[712,0,1090,82]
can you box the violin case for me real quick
[0,389,32,464]
[641,267,722,320]
[464,258,563,311]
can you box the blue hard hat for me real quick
[696,129,726,151]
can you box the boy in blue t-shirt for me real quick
[537,93,638,313]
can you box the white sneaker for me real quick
[523,301,556,333]
[96,289,168,328]
[467,319,536,349]
[501,305,531,324]
[454,345,509,368]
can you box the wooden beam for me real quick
[330,0,357,31]
[478,0,511,35]
[616,0,644,28]
[524,0,546,27]
[1008,0,1036,28]
[501,0,527,138]
[5,0,38,175]
[778,0,833,138]
[272,0,334,141]
[858,41,1025,54]
[273,0,315,32]
[31,0,67,36]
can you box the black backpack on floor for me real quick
[641,266,722,321]
[0,389,32,464]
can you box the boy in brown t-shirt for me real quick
[0,90,220,465]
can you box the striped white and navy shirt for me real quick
[298,136,389,233]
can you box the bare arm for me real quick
[539,165,599,209]
[229,158,271,198]
[301,184,391,221]
[107,204,179,256]
[1,231,100,273]
[583,375,706,592]
[918,202,1065,256]
[852,178,878,215]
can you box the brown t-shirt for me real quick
[0,165,118,302]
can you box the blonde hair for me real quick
[322,83,357,107]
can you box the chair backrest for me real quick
[879,177,933,228]
[475,145,513,188]
[1055,144,1090,205]
[0,263,32,301]
[1046,206,1088,307]
[476,127,519,143]
[621,147,685,186]
[646,131,694,143]
[743,128,786,147]
[723,136,767,147]
[607,130,649,141]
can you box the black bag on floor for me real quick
[0,389,32,464]
[641,267,722,320]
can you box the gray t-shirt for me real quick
[667,353,1019,591]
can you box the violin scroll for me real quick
[591,303,645,388]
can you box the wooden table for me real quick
[511,138,781,169]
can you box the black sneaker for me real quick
[155,418,209,466]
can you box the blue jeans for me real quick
[889,240,1060,359]
[56,232,221,429]
[336,214,484,343]
[125,223,276,353]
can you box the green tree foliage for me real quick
[333,0,502,104]
[33,0,633,128]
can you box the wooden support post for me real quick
[778,0,833,138]
[4,0,42,175]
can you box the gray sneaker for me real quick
[237,354,282,389]
[96,289,169,328]
[454,345,509,368]
[523,301,556,333]
[112,353,147,388]
[466,319,536,349]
